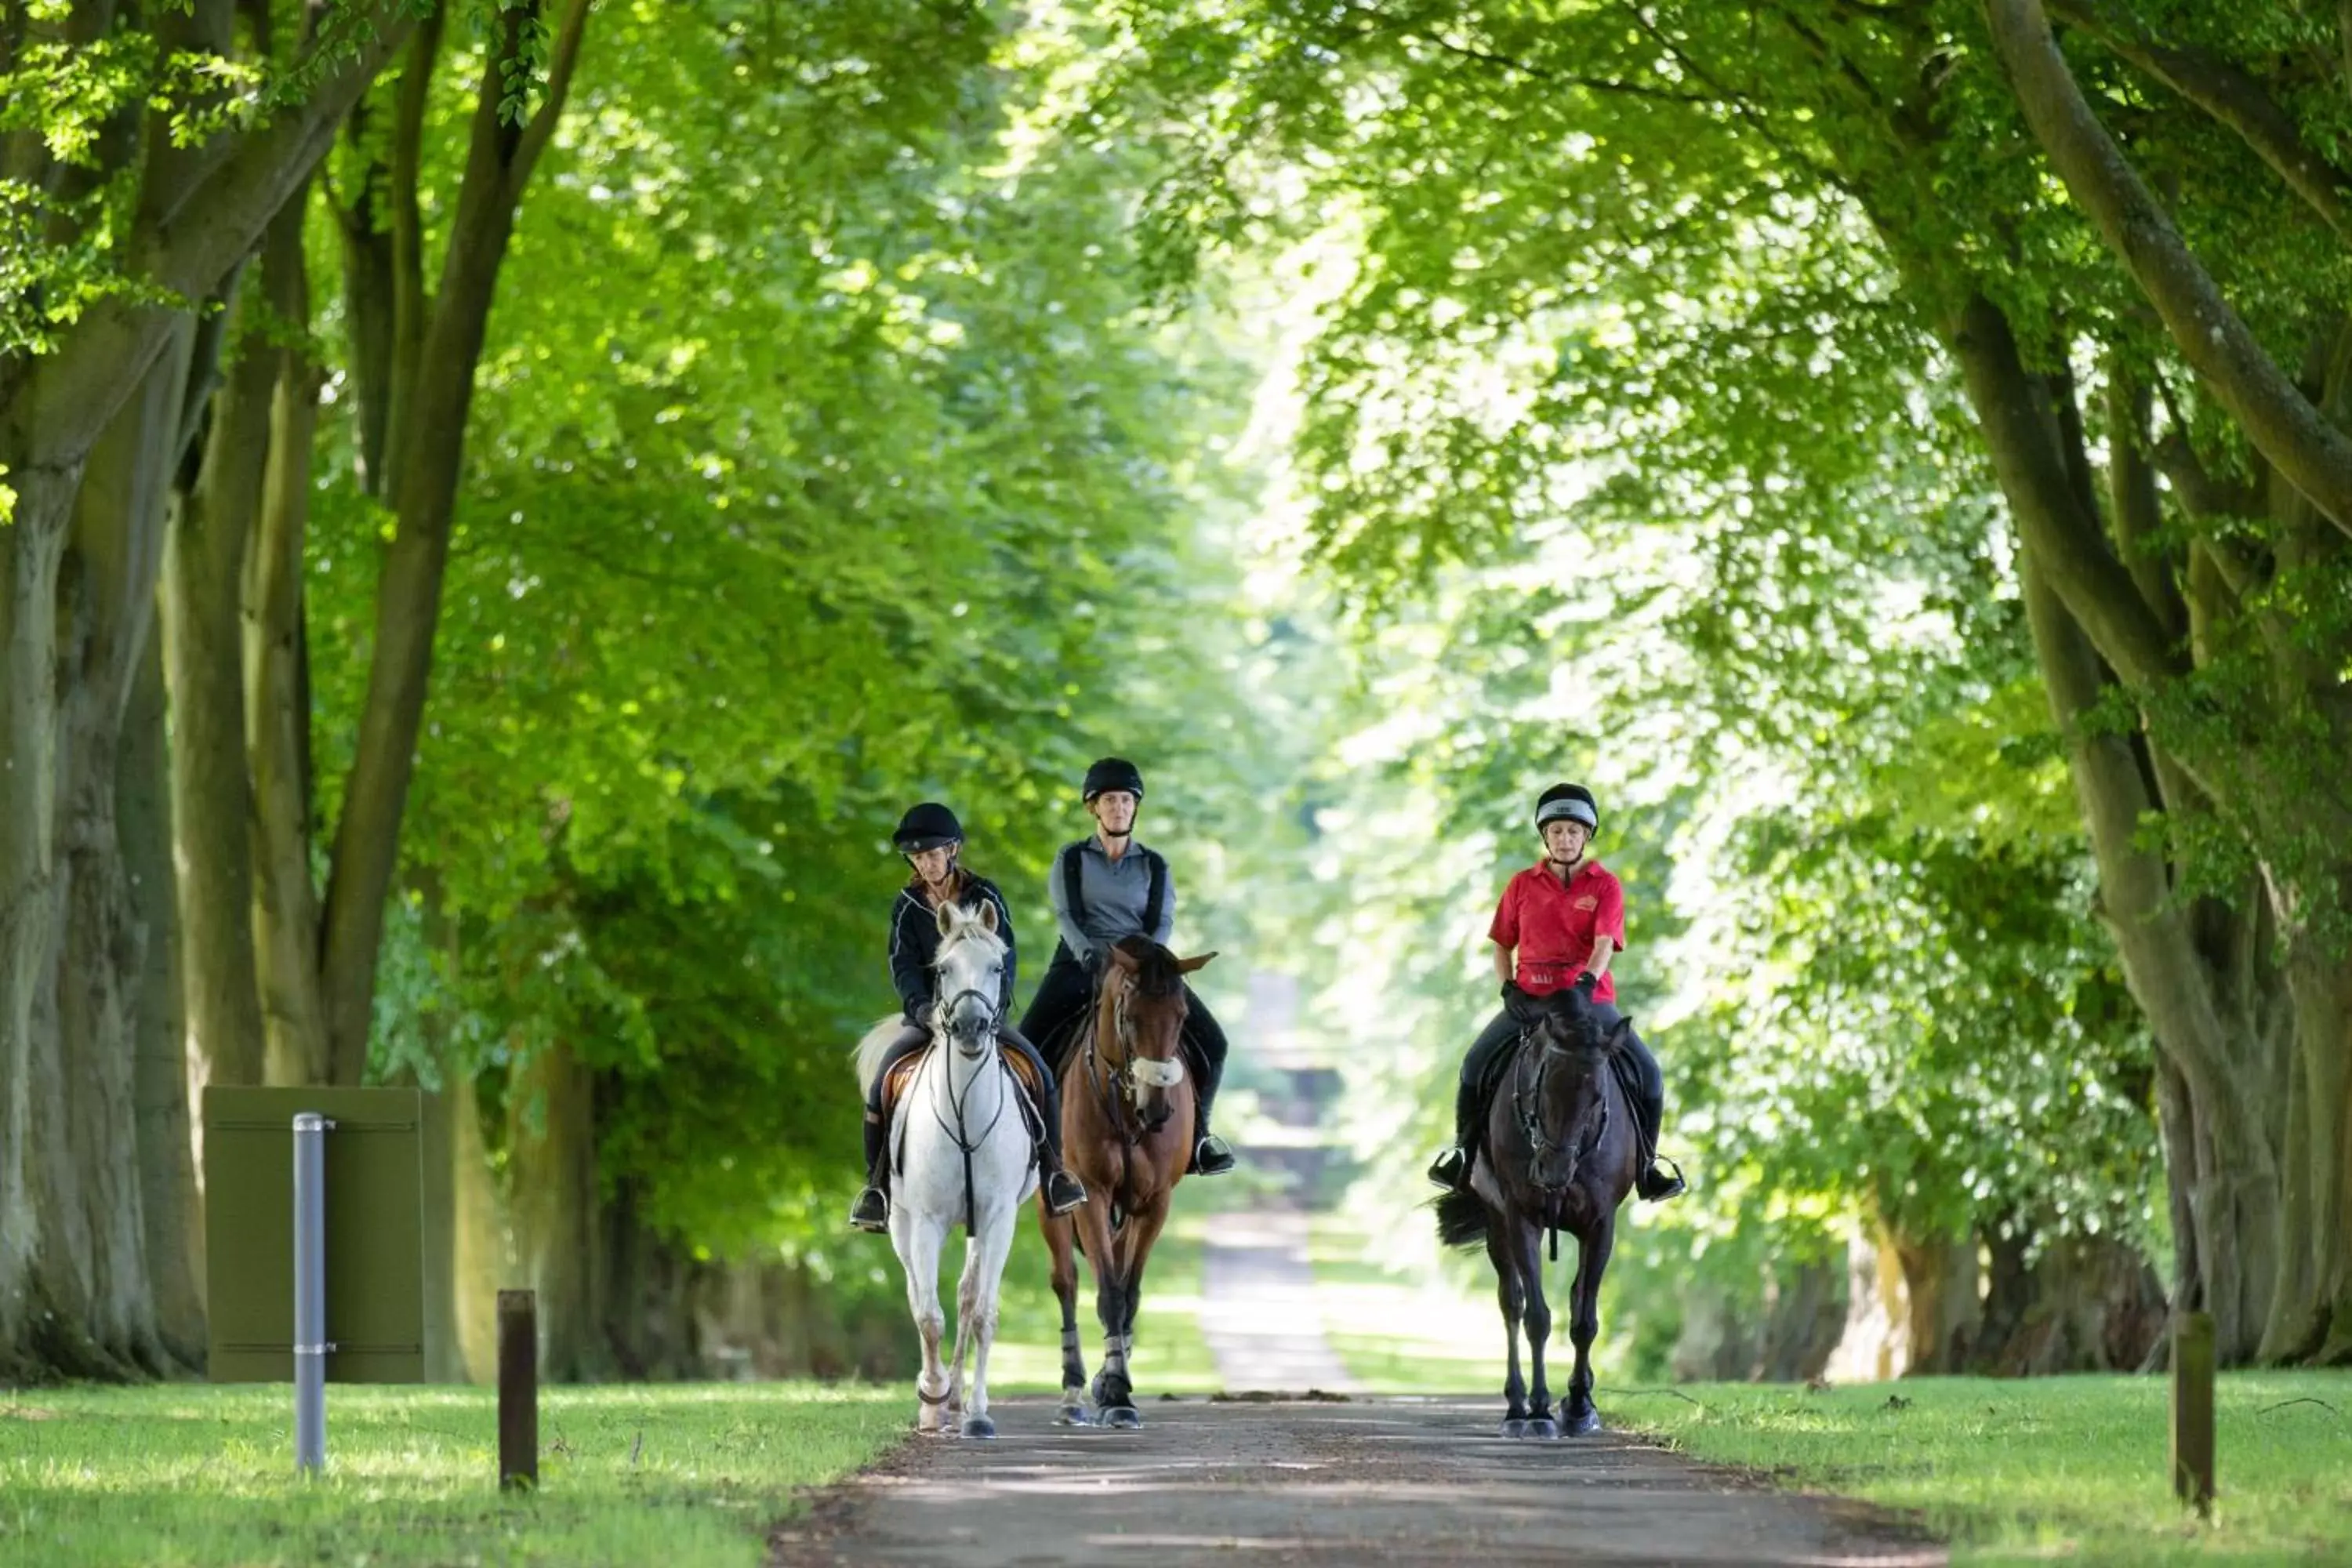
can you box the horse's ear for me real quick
[1176,951,1218,975]
[1609,1018,1634,1049]
[935,901,959,938]
[977,899,999,934]
[1109,945,1141,972]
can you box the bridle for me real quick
[1512,1022,1610,1192]
[927,957,1009,1231]
[1087,971,1186,1145]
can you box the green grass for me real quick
[0,1382,902,1568]
[1639,1374,2352,1567]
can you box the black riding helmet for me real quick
[1534,782,1600,834]
[892,801,964,855]
[1082,757,1145,803]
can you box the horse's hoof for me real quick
[1524,1417,1559,1440]
[1500,1418,1527,1439]
[1563,1407,1603,1436]
[1104,1405,1143,1430]
[1057,1405,1092,1427]
[960,1416,998,1439]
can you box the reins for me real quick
[927,983,1011,1234]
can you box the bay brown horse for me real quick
[1436,986,1638,1438]
[1037,936,1213,1428]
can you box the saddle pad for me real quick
[880,1040,1045,1122]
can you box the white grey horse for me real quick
[851,899,1036,1438]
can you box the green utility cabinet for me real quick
[202,1087,428,1384]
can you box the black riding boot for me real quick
[848,1111,890,1232]
[1617,1029,1686,1202]
[1183,1026,1236,1175]
[1426,1076,1484,1190]
[1034,1077,1087,1214]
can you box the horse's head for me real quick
[1104,937,1214,1133]
[1520,991,1630,1194]
[933,899,1006,1061]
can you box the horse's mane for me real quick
[1112,935,1184,1000]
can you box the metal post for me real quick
[498,1290,538,1491]
[2172,1310,2216,1515]
[292,1112,332,1476]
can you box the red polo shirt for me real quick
[1489,859,1627,1004]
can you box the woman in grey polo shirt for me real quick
[1017,757,1238,1176]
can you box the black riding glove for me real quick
[1573,971,1600,996]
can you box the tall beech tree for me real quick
[1113,0,2352,1362]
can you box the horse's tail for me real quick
[851,1016,908,1099]
[1433,1189,1489,1250]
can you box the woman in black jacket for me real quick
[850,802,1087,1232]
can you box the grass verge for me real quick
[0,1381,900,1568]
[1638,1374,2352,1567]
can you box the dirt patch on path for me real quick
[768,1396,1943,1566]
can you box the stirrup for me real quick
[848,1187,891,1232]
[1044,1170,1087,1214]
[1191,1134,1236,1176]
[1637,1156,1686,1203]
[1426,1146,1470,1192]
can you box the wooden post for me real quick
[498,1290,538,1492]
[2172,1310,2215,1515]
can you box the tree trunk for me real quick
[0,471,73,1380]
[507,1041,605,1380]
[313,0,587,1087]
[124,622,207,1367]
[241,194,332,1087]
[1893,1232,1981,1375]
[2274,952,2352,1362]
[165,278,274,1093]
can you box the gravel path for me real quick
[768,1397,1944,1567]
[1198,1203,1358,1395]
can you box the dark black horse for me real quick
[1435,986,1638,1438]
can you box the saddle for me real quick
[882,1040,1050,1149]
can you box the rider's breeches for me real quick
[862,1021,1067,1182]
[1018,959,1096,1062]
[1453,1004,1664,1159]
[1179,989,1228,1134]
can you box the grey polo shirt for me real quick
[1049,837,1174,962]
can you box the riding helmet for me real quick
[1534,782,1599,833]
[1082,757,1145,804]
[892,801,964,854]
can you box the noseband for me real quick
[1090,978,1187,1140]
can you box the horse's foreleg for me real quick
[1109,1202,1171,1399]
[898,1215,950,1434]
[949,1233,982,1421]
[960,1212,1018,1438]
[1041,1210,1090,1423]
[1564,1214,1614,1436]
[1507,1216,1556,1434]
[1483,1221,1528,1431]
[1075,1193,1133,1414]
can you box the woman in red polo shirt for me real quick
[1426,782,1685,1201]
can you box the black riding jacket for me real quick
[888,874,1017,1022]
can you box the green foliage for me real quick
[315,2,1267,1265]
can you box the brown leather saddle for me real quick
[881,1040,1047,1133]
